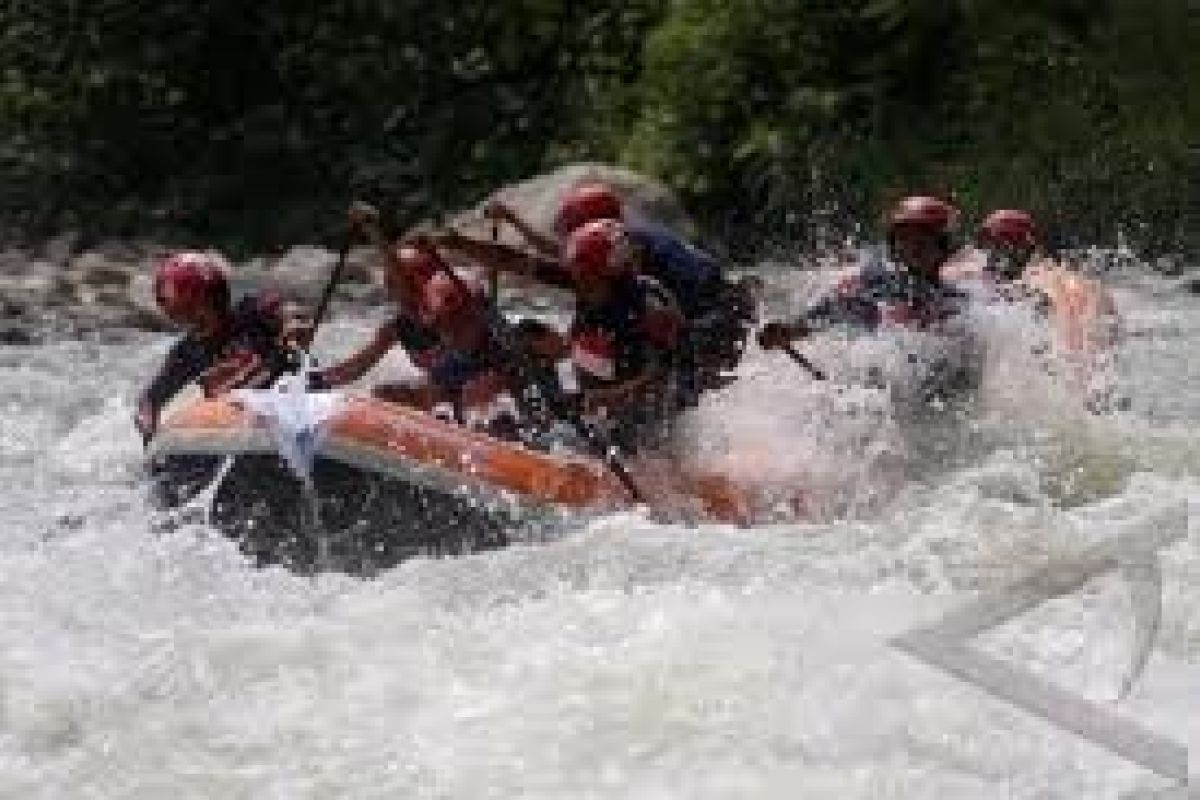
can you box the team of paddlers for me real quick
[135,186,1117,458]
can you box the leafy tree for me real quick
[0,0,665,252]
[614,0,1191,255]
[0,0,1190,256]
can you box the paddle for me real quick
[759,322,826,381]
[252,230,353,387]
[782,343,827,381]
[487,217,501,300]
[311,234,353,335]
[422,238,646,503]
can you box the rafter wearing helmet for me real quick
[972,208,1121,366]
[310,203,515,429]
[759,196,971,353]
[976,209,1039,281]
[439,182,757,401]
[432,215,687,453]
[885,195,961,280]
[136,250,297,443]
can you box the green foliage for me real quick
[613,0,1191,253]
[0,0,664,253]
[0,0,1190,255]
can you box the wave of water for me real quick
[0,270,1196,798]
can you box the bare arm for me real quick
[312,322,398,389]
[135,337,207,444]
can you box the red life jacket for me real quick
[569,276,682,384]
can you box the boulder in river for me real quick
[436,162,696,248]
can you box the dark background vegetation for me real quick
[0,0,1194,259]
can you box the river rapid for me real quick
[0,263,1196,799]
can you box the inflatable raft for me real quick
[148,395,751,573]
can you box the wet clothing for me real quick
[804,260,980,405]
[625,221,723,318]
[530,261,684,374]
[428,344,506,400]
[566,275,686,453]
[542,221,752,401]
[805,260,968,333]
[373,309,503,404]
[510,259,692,451]
[140,292,289,416]
[625,222,755,392]
[567,274,682,386]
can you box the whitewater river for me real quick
[0,266,1195,798]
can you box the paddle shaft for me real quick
[425,245,646,503]
[487,219,500,299]
[238,230,353,392]
[783,343,826,381]
[312,235,353,333]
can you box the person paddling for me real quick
[308,204,441,402]
[759,196,970,350]
[960,209,1122,411]
[310,203,521,432]
[943,208,1119,353]
[447,183,757,395]
[135,251,304,443]
[943,209,1047,302]
[977,209,1042,283]
[434,218,687,454]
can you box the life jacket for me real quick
[426,343,504,397]
[141,292,288,413]
[810,260,966,333]
[223,292,286,361]
[570,275,683,386]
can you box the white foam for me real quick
[0,275,1196,798]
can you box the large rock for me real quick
[261,244,377,303]
[441,162,695,248]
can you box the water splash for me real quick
[0,270,1196,798]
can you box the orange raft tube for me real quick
[148,395,753,572]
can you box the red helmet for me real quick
[563,219,633,283]
[979,209,1037,249]
[418,272,483,328]
[554,183,624,239]
[887,196,959,236]
[153,251,229,318]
